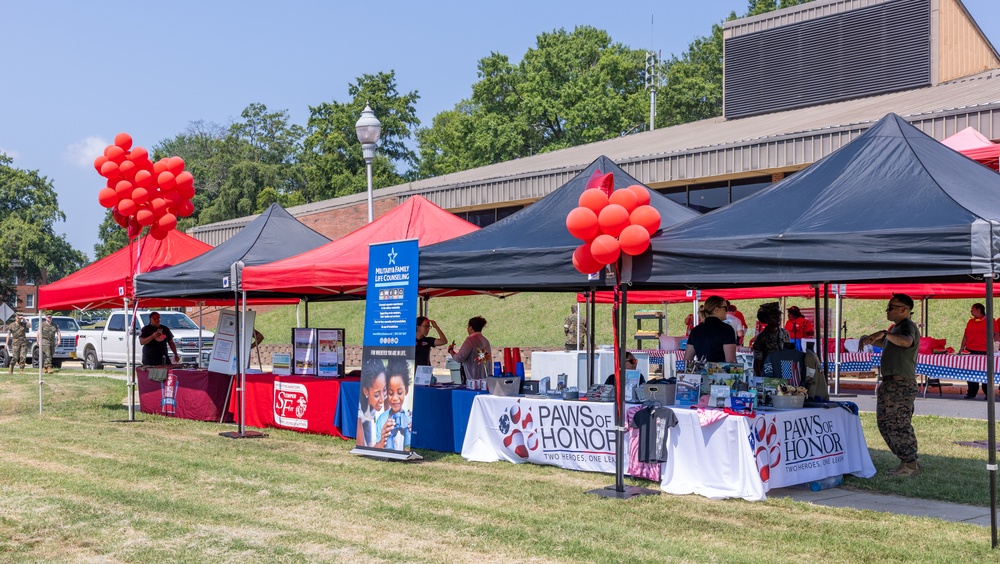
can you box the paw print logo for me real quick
[752,416,781,483]
[499,400,539,460]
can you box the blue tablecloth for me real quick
[333,381,486,453]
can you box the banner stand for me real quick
[350,446,423,462]
[219,270,266,440]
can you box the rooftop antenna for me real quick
[645,14,662,131]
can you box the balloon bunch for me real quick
[95,132,195,240]
[566,181,662,275]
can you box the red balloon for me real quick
[608,189,639,214]
[136,208,155,226]
[99,160,120,179]
[566,206,599,241]
[94,155,109,172]
[118,160,136,179]
[590,234,621,265]
[131,187,149,205]
[112,208,128,228]
[578,188,609,215]
[106,177,117,189]
[134,169,153,188]
[166,156,185,175]
[175,181,195,200]
[597,204,630,238]
[129,146,148,162]
[106,145,126,164]
[115,180,133,198]
[176,199,195,217]
[150,197,167,215]
[157,171,176,190]
[619,224,651,256]
[149,226,168,240]
[629,205,662,235]
[114,132,133,151]
[157,213,177,232]
[98,187,118,208]
[153,160,168,176]
[117,198,136,217]
[163,191,185,205]
[127,217,142,239]
[627,184,651,207]
[572,243,604,275]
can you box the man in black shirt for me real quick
[139,312,180,366]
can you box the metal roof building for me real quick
[189,0,1000,246]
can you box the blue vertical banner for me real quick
[357,239,419,453]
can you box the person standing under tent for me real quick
[415,316,447,367]
[684,296,737,363]
[724,302,746,346]
[40,313,61,374]
[449,316,491,382]
[139,311,180,366]
[861,293,920,477]
[959,302,991,400]
[564,304,589,351]
[784,306,814,341]
[5,312,28,373]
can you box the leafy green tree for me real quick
[301,71,420,201]
[0,155,87,297]
[417,26,647,177]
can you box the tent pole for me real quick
[823,284,830,389]
[37,307,43,415]
[834,288,842,394]
[576,297,582,350]
[221,263,264,439]
[987,277,997,548]
[588,288,596,386]
[617,281,627,492]
[922,297,929,336]
[305,297,309,328]
[813,285,821,374]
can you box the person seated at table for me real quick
[415,316,447,367]
[139,311,180,366]
[604,352,646,386]
[375,358,412,451]
[752,302,789,377]
[685,296,737,363]
[356,358,387,448]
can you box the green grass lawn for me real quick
[0,370,996,561]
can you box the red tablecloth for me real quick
[137,367,234,422]
[228,373,359,438]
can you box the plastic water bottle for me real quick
[809,474,843,491]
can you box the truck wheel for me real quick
[31,347,39,368]
[84,350,103,370]
[0,348,8,368]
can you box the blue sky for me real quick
[1,0,998,259]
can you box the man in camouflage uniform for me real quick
[861,293,921,477]
[5,312,29,373]
[564,304,589,351]
[40,313,61,374]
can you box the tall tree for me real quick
[416,26,647,177]
[301,71,420,202]
[0,155,87,297]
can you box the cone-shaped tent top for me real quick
[418,155,700,292]
[241,196,479,297]
[638,113,1000,287]
[39,230,214,310]
[135,203,330,300]
[941,127,1000,171]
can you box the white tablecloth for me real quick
[462,395,875,501]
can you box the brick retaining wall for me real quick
[255,344,557,370]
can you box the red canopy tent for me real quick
[943,126,1000,171]
[242,196,483,298]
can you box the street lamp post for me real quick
[355,104,382,223]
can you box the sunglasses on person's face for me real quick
[885,304,906,312]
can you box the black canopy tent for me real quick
[419,155,699,497]
[134,203,331,438]
[418,155,699,292]
[632,113,1000,544]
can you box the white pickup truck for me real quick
[76,310,214,369]
[0,315,81,368]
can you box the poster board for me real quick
[272,353,291,376]
[292,328,317,375]
[207,309,257,375]
[317,328,345,377]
